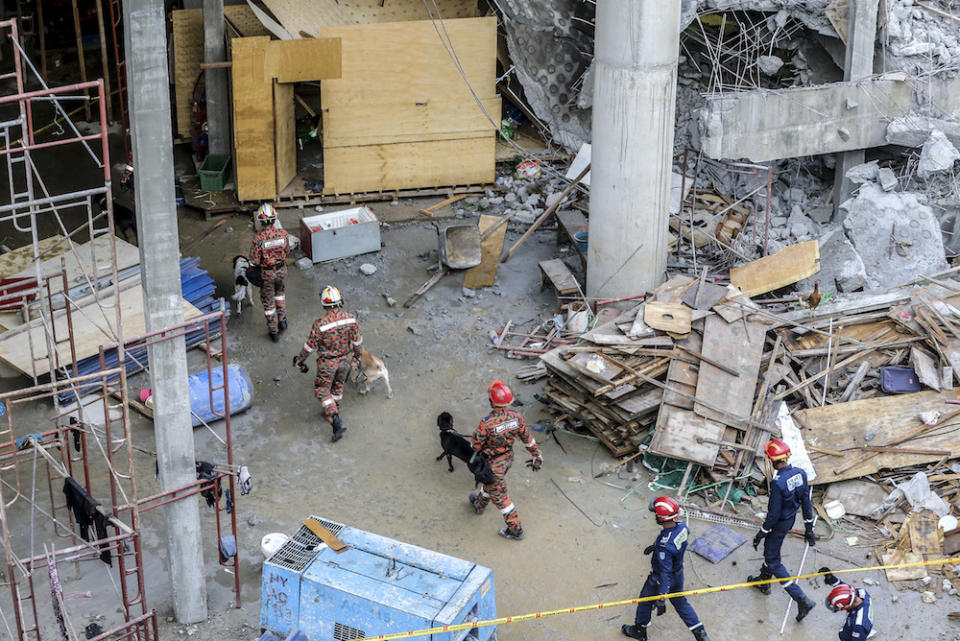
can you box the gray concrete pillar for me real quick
[124,0,208,625]
[586,0,681,299]
[833,0,880,218]
[203,0,229,157]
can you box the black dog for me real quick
[98,196,137,243]
[435,412,494,485]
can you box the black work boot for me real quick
[269,331,280,343]
[278,319,287,332]
[621,625,647,641]
[330,415,346,442]
[497,526,525,541]
[468,492,484,515]
[692,626,711,641]
[795,596,816,622]
[747,574,771,595]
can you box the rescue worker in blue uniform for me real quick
[747,439,817,622]
[621,496,710,641]
[820,568,874,641]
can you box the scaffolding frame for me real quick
[0,18,240,640]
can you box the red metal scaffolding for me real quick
[0,19,240,640]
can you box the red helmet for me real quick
[649,496,681,523]
[765,439,791,462]
[488,380,514,407]
[826,584,856,612]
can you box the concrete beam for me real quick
[587,0,680,298]
[124,0,208,625]
[203,0,229,157]
[698,76,911,162]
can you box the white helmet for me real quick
[320,286,342,307]
[256,203,277,224]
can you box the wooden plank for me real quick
[648,409,724,466]
[320,18,495,106]
[303,517,348,552]
[273,81,296,195]
[729,240,820,297]
[0,284,202,375]
[0,236,67,277]
[267,38,342,82]
[644,302,691,334]
[261,0,479,36]
[171,9,204,138]
[694,315,766,426]
[419,194,468,217]
[223,4,272,37]
[463,214,507,289]
[232,37,275,201]
[796,391,960,483]
[322,137,495,194]
[538,258,579,293]
[324,98,499,148]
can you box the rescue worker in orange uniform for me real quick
[469,380,542,540]
[293,286,362,442]
[248,203,291,342]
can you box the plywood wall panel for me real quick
[172,9,204,137]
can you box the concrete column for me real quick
[586,0,681,299]
[833,0,879,218]
[124,0,208,625]
[203,0,229,157]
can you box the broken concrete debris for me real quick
[918,130,960,180]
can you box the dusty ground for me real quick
[0,136,956,641]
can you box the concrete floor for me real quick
[0,150,956,640]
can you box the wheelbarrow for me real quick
[404,223,482,308]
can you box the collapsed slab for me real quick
[797,228,867,293]
[841,183,947,288]
[697,76,912,161]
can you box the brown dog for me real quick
[351,349,393,398]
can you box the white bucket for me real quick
[261,532,290,559]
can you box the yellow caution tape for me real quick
[362,556,960,640]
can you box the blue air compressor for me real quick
[260,516,497,641]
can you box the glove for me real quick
[293,356,308,373]
[654,600,667,617]
[804,525,816,547]
[643,545,655,555]
[752,531,765,551]
[819,567,838,586]
[525,456,543,471]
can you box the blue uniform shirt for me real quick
[651,522,690,597]
[762,464,814,533]
[839,588,872,641]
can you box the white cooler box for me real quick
[299,206,381,263]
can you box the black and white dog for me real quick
[435,412,494,485]
[98,196,137,243]
[231,256,255,314]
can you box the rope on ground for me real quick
[359,557,960,641]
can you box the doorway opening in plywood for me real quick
[274,81,324,197]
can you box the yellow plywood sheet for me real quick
[321,18,496,107]
[0,284,201,375]
[463,214,507,289]
[730,240,820,297]
[261,0,478,37]
[0,236,67,277]
[323,137,495,194]
[224,4,272,36]
[267,38,342,82]
[324,98,498,148]
[172,9,204,138]
[274,82,296,195]
[796,391,960,483]
[232,37,276,201]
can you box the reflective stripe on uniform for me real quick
[275,295,285,301]
[319,318,357,332]
[479,489,489,497]
[760,526,770,534]
[523,437,537,448]
[500,503,515,515]
[264,309,276,316]
[303,343,315,353]
[263,237,286,249]
[782,580,796,588]
[332,394,343,401]
[321,397,337,407]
